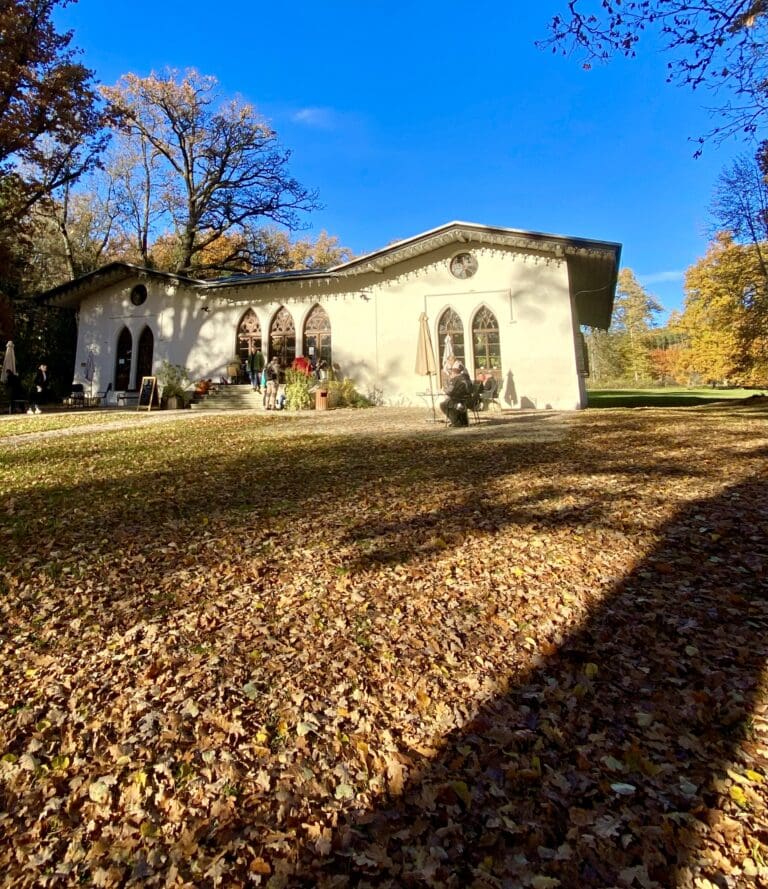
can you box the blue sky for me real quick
[56,0,749,320]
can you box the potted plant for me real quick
[157,360,191,409]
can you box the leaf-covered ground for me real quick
[1,404,767,888]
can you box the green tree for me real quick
[583,326,627,384]
[612,268,663,383]
[101,69,318,275]
[542,2,768,143]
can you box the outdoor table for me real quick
[416,390,443,423]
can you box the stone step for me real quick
[191,385,266,411]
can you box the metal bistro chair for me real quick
[480,378,501,412]
[70,383,85,408]
[93,382,112,406]
[466,381,484,424]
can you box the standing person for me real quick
[249,347,265,391]
[265,357,280,410]
[260,362,269,406]
[440,361,472,427]
[28,363,48,414]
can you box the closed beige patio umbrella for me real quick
[416,312,438,421]
[1,340,16,383]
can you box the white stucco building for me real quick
[41,221,621,410]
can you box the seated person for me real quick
[482,375,497,395]
[481,374,498,407]
[440,361,472,427]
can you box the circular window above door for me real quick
[130,284,148,306]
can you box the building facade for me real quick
[42,221,621,410]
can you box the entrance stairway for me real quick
[191,384,265,412]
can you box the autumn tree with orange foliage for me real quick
[148,228,352,278]
[101,69,318,275]
[0,0,108,231]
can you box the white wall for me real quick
[73,242,587,410]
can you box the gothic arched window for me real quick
[269,306,296,365]
[437,307,464,373]
[237,309,262,362]
[303,305,332,366]
[472,306,501,381]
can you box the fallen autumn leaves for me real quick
[0,404,767,888]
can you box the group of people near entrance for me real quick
[243,348,331,411]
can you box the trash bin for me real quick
[315,389,328,411]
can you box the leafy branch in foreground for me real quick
[541,1,768,145]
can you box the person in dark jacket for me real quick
[28,363,48,414]
[440,361,472,427]
[248,348,265,391]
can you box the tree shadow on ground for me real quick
[291,475,768,887]
[2,410,767,887]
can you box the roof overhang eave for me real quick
[37,264,203,308]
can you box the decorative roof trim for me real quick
[37,263,204,307]
[326,221,621,276]
[37,222,621,315]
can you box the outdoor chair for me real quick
[70,383,85,408]
[481,379,501,412]
[466,382,484,424]
[93,382,112,406]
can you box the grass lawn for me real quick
[1,404,767,887]
[588,386,768,408]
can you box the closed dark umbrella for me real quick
[84,351,96,398]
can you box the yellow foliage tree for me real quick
[677,233,768,386]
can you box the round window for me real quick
[130,284,148,306]
[449,252,478,279]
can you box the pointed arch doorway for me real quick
[136,326,154,380]
[115,327,133,391]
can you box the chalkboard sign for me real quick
[138,376,157,411]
